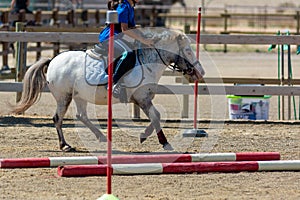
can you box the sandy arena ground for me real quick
[0,49,300,199]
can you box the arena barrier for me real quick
[57,160,300,177]
[0,152,280,168]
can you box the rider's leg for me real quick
[113,51,136,84]
[112,51,136,100]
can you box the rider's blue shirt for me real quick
[99,0,136,43]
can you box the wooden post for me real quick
[296,11,300,35]
[287,44,291,120]
[51,9,60,56]
[221,9,229,53]
[15,22,27,103]
[150,6,157,27]
[1,11,9,70]
[34,10,42,61]
[281,44,285,120]
[34,9,42,26]
[132,104,140,119]
[36,42,42,61]
[1,42,9,70]
[52,8,59,26]
[67,9,75,27]
[95,10,100,25]
[81,9,89,27]
[53,42,60,57]
[1,10,9,26]
[141,8,146,27]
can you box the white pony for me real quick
[10,28,205,151]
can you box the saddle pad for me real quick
[85,53,108,86]
[84,50,144,88]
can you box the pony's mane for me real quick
[140,28,185,46]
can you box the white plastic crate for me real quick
[227,95,271,120]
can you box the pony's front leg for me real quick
[140,123,154,143]
[138,100,173,150]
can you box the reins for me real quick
[154,36,194,75]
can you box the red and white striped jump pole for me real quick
[100,10,119,200]
[194,7,201,129]
[0,152,280,168]
[57,160,300,177]
[182,7,207,137]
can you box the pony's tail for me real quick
[10,57,51,114]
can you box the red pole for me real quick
[107,23,114,195]
[193,7,201,129]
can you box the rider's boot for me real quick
[92,43,107,56]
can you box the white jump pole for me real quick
[98,10,119,200]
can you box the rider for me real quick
[98,0,153,99]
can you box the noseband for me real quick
[154,35,196,76]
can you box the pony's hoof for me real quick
[61,145,76,152]
[140,137,147,143]
[140,133,148,143]
[163,143,174,151]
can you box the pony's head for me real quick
[172,33,205,81]
[146,28,205,81]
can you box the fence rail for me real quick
[1,82,300,96]
[2,32,300,44]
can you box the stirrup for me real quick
[112,83,121,98]
[112,83,127,103]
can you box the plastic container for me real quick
[227,95,271,120]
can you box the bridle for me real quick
[154,35,197,76]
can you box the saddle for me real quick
[85,45,141,103]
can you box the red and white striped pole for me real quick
[107,18,114,196]
[194,7,201,129]
[183,7,207,137]
[58,160,300,177]
[98,10,119,200]
[0,152,281,168]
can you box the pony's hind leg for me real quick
[74,98,107,142]
[53,93,74,152]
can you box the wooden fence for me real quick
[1,32,300,120]
[2,7,300,63]
[2,8,300,33]
[0,8,107,29]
